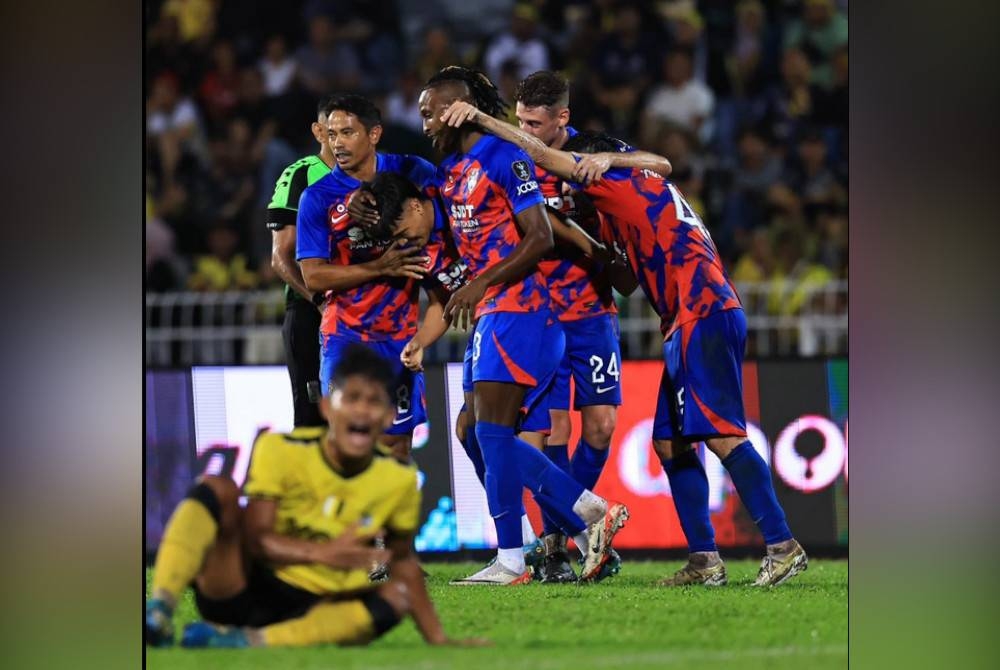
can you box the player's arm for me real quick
[443,203,553,330]
[386,534,447,644]
[547,208,612,263]
[272,226,320,304]
[572,150,673,184]
[295,190,430,292]
[440,102,579,180]
[402,285,449,372]
[243,498,389,569]
[608,255,639,295]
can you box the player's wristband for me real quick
[311,292,326,307]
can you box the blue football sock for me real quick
[721,441,793,545]
[540,444,570,535]
[570,438,609,492]
[534,490,587,536]
[475,422,526,550]
[460,423,486,487]
[508,435,587,533]
[661,448,717,553]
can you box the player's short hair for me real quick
[359,172,428,242]
[562,131,631,155]
[514,70,570,110]
[322,94,383,131]
[330,344,395,400]
[425,66,508,119]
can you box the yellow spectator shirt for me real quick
[244,428,420,595]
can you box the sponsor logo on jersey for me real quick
[516,180,539,196]
[330,203,350,225]
[512,160,531,181]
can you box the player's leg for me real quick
[281,299,324,427]
[146,476,248,646]
[651,335,725,587]
[464,312,627,584]
[568,314,622,494]
[530,345,577,583]
[692,309,807,586]
[183,581,409,648]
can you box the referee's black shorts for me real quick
[281,299,323,427]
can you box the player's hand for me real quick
[590,239,612,264]
[400,338,425,372]
[348,189,379,227]
[315,525,391,570]
[443,278,486,331]
[371,239,429,280]
[440,101,481,128]
[571,153,612,184]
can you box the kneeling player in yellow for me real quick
[146,344,484,648]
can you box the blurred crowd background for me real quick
[145,0,847,317]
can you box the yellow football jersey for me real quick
[244,427,420,595]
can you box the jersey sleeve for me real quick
[385,469,422,537]
[295,188,330,261]
[267,161,311,230]
[489,145,544,215]
[244,433,285,499]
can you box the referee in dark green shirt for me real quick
[266,97,337,427]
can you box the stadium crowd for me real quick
[145,0,847,319]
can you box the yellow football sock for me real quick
[261,601,375,647]
[151,498,218,602]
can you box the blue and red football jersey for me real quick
[436,135,549,318]
[584,167,741,338]
[296,152,452,341]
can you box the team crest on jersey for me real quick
[511,160,531,181]
[463,168,481,197]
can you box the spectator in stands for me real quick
[815,206,848,277]
[586,2,662,136]
[482,3,551,84]
[778,127,847,221]
[187,221,259,292]
[720,126,783,251]
[414,26,460,83]
[731,226,774,285]
[146,71,208,186]
[295,14,361,95]
[662,3,709,84]
[783,0,848,89]
[146,14,199,93]
[764,226,834,316]
[757,47,826,150]
[198,40,242,135]
[146,194,188,292]
[384,69,426,134]
[206,118,258,229]
[259,34,297,98]
[640,48,715,146]
[726,0,781,99]
[160,0,218,46]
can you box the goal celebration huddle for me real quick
[146,67,808,650]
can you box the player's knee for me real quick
[455,411,468,444]
[376,580,411,619]
[651,439,676,461]
[195,475,241,533]
[705,436,745,460]
[549,411,571,444]
[582,410,616,447]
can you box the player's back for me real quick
[586,167,741,336]
[437,134,549,318]
[244,428,419,595]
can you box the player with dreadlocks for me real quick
[441,99,810,588]
[418,66,630,585]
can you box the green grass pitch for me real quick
[146,559,847,669]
